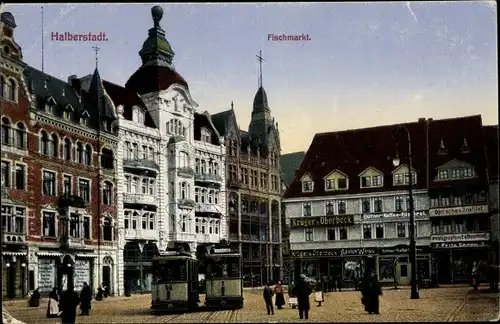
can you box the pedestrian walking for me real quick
[46,287,60,318]
[80,282,93,316]
[335,272,342,292]
[471,261,480,291]
[274,281,285,309]
[314,280,324,306]
[28,288,41,307]
[59,286,80,324]
[296,274,312,320]
[263,282,275,315]
[360,271,382,315]
[288,281,298,309]
[321,274,329,292]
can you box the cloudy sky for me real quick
[5,2,498,153]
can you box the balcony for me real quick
[196,233,220,244]
[124,229,158,241]
[123,158,159,174]
[60,236,86,248]
[227,179,241,189]
[58,195,86,209]
[195,173,223,187]
[169,232,196,243]
[195,203,221,215]
[123,193,158,206]
[2,230,27,245]
[178,199,196,209]
[177,167,195,178]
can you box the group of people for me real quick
[263,271,383,319]
[28,282,108,324]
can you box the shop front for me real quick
[2,250,28,299]
[431,239,490,284]
[291,247,378,289]
[378,245,432,286]
[36,251,63,295]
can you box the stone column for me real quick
[268,199,273,282]
[92,257,99,293]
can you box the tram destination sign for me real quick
[290,215,355,229]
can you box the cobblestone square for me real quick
[3,286,498,323]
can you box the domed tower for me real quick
[125,5,188,96]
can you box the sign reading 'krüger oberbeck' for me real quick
[290,215,355,228]
[429,205,488,217]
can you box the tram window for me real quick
[207,257,241,278]
[156,260,188,282]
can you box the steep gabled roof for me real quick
[194,112,221,145]
[280,151,306,187]
[211,109,233,136]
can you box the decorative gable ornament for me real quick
[461,137,470,153]
[438,138,448,155]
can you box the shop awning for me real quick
[2,251,27,256]
[36,252,63,257]
[75,253,99,258]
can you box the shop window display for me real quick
[343,259,363,282]
[378,257,396,282]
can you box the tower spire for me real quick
[256,50,264,88]
[92,45,100,69]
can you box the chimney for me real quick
[67,75,77,84]
[418,118,426,123]
[294,169,300,176]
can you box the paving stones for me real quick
[3,286,498,323]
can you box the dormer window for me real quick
[323,170,349,191]
[201,127,211,143]
[63,104,74,120]
[80,110,90,126]
[461,138,470,153]
[45,97,57,114]
[132,107,145,124]
[359,167,384,188]
[325,179,334,190]
[302,181,313,193]
[438,139,448,155]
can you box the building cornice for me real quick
[282,189,428,203]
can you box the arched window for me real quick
[201,219,207,234]
[167,118,185,136]
[1,117,10,145]
[132,211,139,229]
[178,151,189,168]
[39,131,49,155]
[148,179,155,195]
[15,122,25,148]
[208,190,214,204]
[7,79,16,101]
[181,215,187,232]
[124,210,131,229]
[181,182,187,200]
[149,214,155,230]
[141,178,148,194]
[49,134,58,157]
[200,160,206,174]
[201,127,211,143]
[63,138,72,161]
[131,177,138,194]
[215,221,220,235]
[84,144,92,166]
[76,142,84,163]
[103,181,113,205]
[209,220,214,234]
[103,217,113,241]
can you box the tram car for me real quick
[150,250,200,314]
[204,247,244,309]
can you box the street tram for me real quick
[204,247,244,309]
[150,250,200,314]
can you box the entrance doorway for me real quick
[102,256,113,295]
[397,258,411,286]
[6,264,16,298]
[365,256,376,275]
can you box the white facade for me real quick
[284,189,431,251]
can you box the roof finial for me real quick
[151,6,164,28]
[92,45,100,70]
[256,50,264,88]
[231,101,234,109]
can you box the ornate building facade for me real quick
[212,86,283,286]
[1,12,120,297]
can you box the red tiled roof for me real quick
[125,64,188,95]
[483,125,499,181]
[284,115,490,199]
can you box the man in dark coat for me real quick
[361,271,382,314]
[263,282,274,315]
[80,282,92,315]
[295,274,312,319]
[60,286,80,324]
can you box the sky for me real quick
[4,2,498,154]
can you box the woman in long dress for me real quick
[46,287,60,318]
[273,281,286,309]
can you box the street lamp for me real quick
[392,126,420,300]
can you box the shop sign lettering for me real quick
[290,247,377,258]
[290,215,355,228]
[379,246,429,255]
[430,232,490,243]
[431,241,488,249]
[429,205,488,217]
[363,211,427,219]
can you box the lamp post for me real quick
[392,126,420,300]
